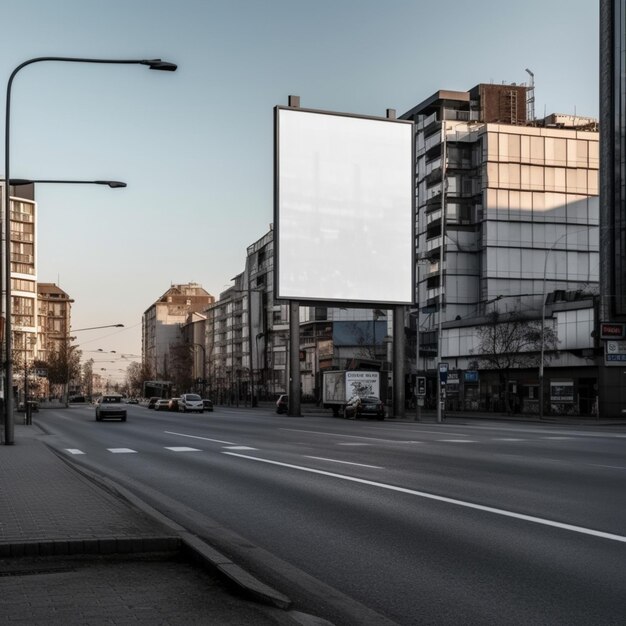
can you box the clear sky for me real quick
[1,0,598,381]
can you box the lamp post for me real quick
[10,179,126,188]
[538,226,597,419]
[64,324,124,406]
[436,111,448,424]
[191,342,206,395]
[2,56,175,444]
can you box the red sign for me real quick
[600,323,625,339]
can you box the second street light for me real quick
[2,55,176,445]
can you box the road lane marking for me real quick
[338,443,370,446]
[223,446,257,451]
[543,436,573,440]
[362,427,471,437]
[164,447,202,452]
[492,438,524,442]
[438,439,476,443]
[305,456,383,469]
[65,449,85,455]
[107,448,137,454]
[279,428,412,443]
[223,452,626,545]
[165,431,238,445]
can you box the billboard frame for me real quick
[273,104,415,308]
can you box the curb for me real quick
[46,444,292,611]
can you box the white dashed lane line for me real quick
[107,448,137,454]
[305,456,383,469]
[65,449,85,455]
[164,447,202,452]
[223,446,258,451]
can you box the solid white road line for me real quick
[107,448,137,454]
[305,456,383,469]
[164,430,238,445]
[438,439,476,443]
[65,449,85,455]
[223,452,626,544]
[223,446,257,450]
[279,428,412,443]
[164,447,202,452]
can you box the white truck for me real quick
[322,370,382,417]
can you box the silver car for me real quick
[95,394,127,422]
[179,393,204,413]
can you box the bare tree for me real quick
[169,343,193,394]
[473,310,558,411]
[43,342,82,400]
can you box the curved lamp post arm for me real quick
[3,56,175,445]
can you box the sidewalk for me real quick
[0,423,304,625]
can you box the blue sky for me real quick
[1,0,598,378]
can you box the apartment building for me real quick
[0,182,38,401]
[200,228,391,403]
[37,283,73,361]
[142,283,214,380]
[401,83,599,415]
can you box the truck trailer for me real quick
[322,370,384,417]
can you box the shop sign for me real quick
[605,340,626,365]
[600,322,625,339]
[550,381,574,403]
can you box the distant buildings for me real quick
[142,283,215,380]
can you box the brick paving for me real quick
[0,424,291,624]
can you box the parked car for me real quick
[127,398,139,404]
[147,397,160,409]
[154,399,170,411]
[179,393,204,413]
[168,398,181,412]
[95,394,127,422]
[276,394,288,414]
[344,395,385,420]
[202,399,214,411]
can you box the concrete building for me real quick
[1,182,38,403]
[142,283,214,381]
[37,283,73,361]
[401,83,600,415]
[202,228,391,405]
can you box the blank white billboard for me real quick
[275,107,414,305]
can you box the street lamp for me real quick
[10,179,126,188]
[2,56,176,445]
[190,342,206,395]
[64,324,124,406]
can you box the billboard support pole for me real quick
[288,300,301,416]
[393,305,406,418]
[386,106,406,420]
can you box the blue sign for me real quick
[464,371,479,383]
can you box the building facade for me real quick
[142,283,214,381]
[401,83,600,415]
[1,182,38,403]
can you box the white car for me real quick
[95,394,127,422]
[179,393,204,413]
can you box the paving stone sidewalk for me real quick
[0,423,292,625]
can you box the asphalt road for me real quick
[37,404,626,625]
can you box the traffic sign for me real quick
[416,376,426,397]
[439,362,448,384]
